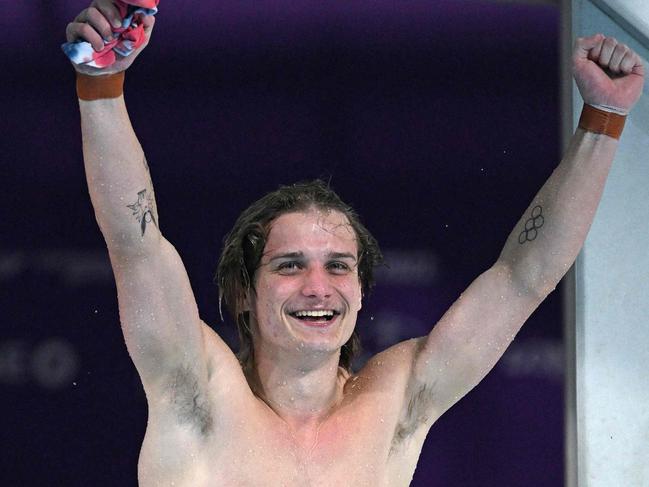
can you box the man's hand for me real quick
[573,34,644,114]
[65,0,155,76]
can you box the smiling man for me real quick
[65,1,645,485]
[224,208,366,417]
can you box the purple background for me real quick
[1,1,564,485]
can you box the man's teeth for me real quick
[293,310,335,318]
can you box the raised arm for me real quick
[66,1,239,405]
[402,35,644,427]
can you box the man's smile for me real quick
[287,309,341,327]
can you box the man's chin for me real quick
[268,314,356,358]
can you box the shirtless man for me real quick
[65,1,644,485]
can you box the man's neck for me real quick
[248,346,350,429]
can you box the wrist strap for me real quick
[578,104,626,139]
[76,71,125,101]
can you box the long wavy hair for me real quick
[216,180,383,373]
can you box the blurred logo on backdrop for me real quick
[0,338,80,390]
[1,248,108,391]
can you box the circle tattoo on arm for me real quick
[518,205,544,244]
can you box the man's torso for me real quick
[137,327,430,487]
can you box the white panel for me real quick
[572,1,649,486]
[591,0,649,43]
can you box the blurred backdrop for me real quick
[1,1,564,485]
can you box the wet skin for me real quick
[248,210,363,377]
[138,210,429,486]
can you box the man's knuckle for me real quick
[65,23,76,40]
[73,9,86,22]
[86,8,99,22]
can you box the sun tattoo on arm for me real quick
[126,156,159,236]
[127,189,158,236]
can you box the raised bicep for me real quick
[110,237,214,391]
[411,262,545,417]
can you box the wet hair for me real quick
[216,180,383,373]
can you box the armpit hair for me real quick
[167,366,214,436]
[391,343,438,453]
[393,382,435,444]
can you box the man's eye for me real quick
[277,261,302,272]
[327,262,351,273]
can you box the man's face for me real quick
[248,209,362,359]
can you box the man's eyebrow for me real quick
[328,252,357,262]
[268,251,304,262]
[267,251,356,262]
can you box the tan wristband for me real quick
[578,104,626,139]
[76,71,125,101]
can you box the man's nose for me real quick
[301,266,333,298]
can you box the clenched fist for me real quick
[573,34,644,114]
[65,0,156,75]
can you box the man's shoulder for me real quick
[352,338,423,393]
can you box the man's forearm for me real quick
[80,95,161,256]
[497,128,618,296]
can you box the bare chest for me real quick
[140,402,422,487]
[220,415,416,486]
